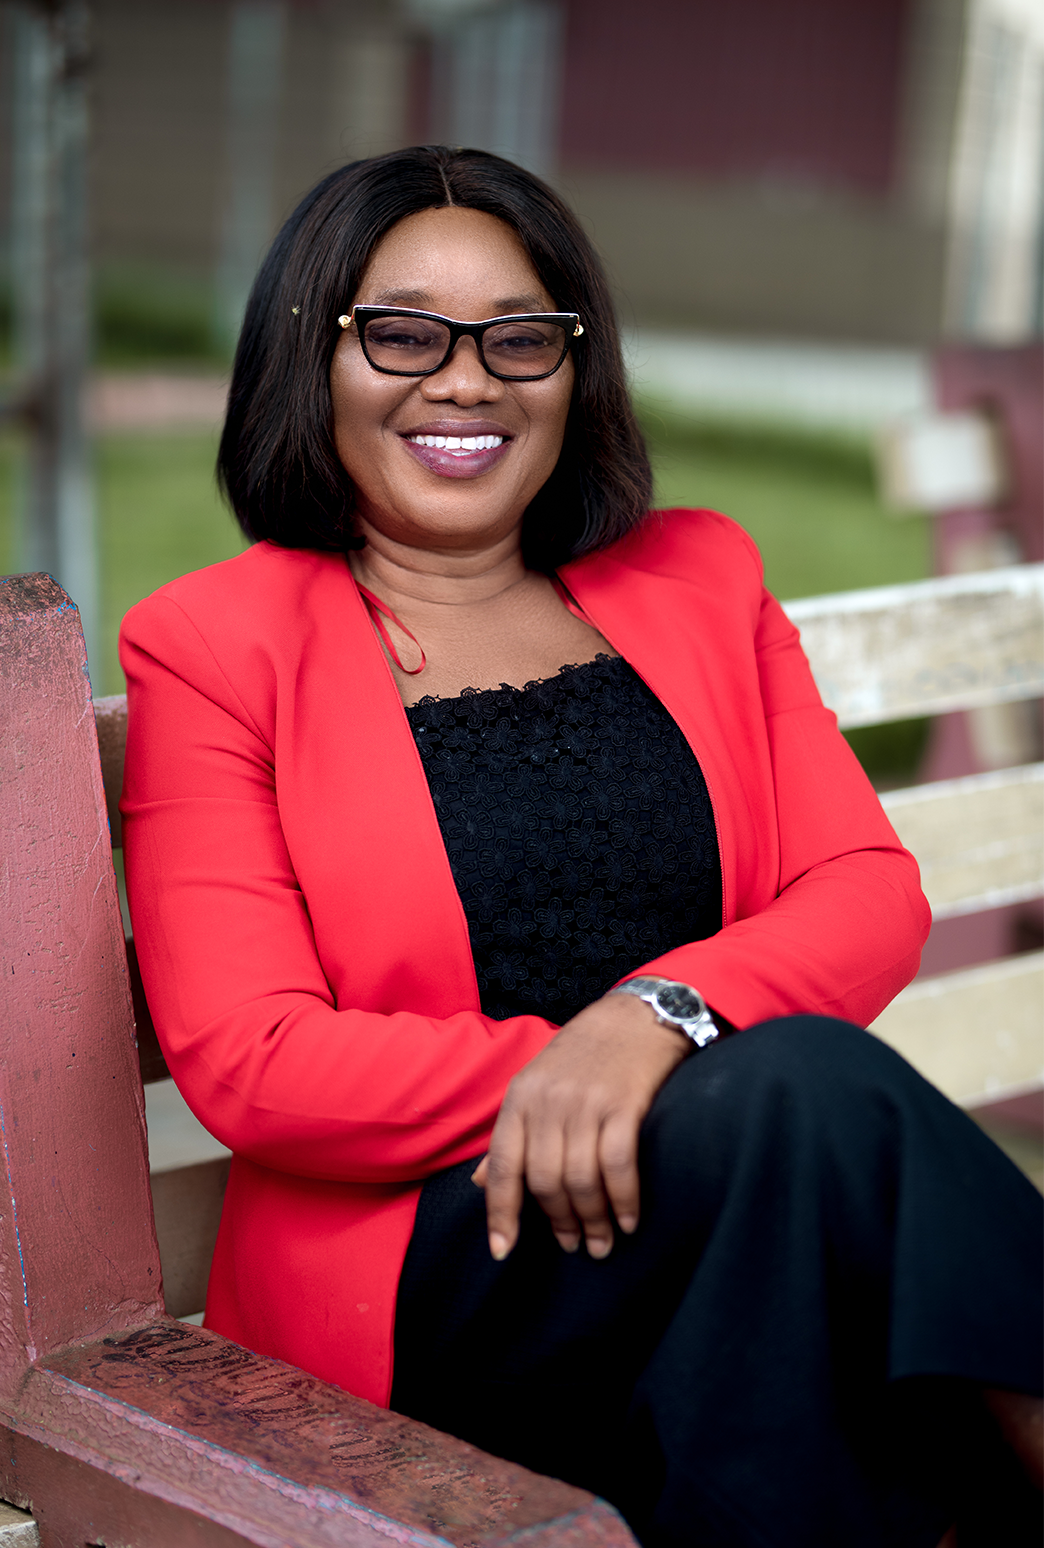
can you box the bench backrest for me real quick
[782,563,1044,727]
[783,563,1044,1108]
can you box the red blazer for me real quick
[120,509,929,1406]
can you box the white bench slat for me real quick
[782,564,1044,728]
[144,1079,231,1319]
[879,763,1044,919]
[870,951,1044,1109]
[0,1502,39,1546]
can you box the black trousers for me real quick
[390,1018,1043,1548]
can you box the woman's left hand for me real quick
[471,993,690,1261]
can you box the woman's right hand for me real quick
[470,990,690,1260]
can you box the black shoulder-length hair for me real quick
[217,145,652,570]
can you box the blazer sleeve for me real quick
[630,583,931,1030]
[120,596,559,1186]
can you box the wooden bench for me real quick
[782,562,1044,1108]
[0,572,635,1547]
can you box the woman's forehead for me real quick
[356,207,554,314]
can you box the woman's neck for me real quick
[346,525,614,708]
[348,523,528,614]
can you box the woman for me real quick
[120,147,1041,1546]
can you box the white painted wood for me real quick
[870,952,1044,1109]
[144,1080,231,1319]
[880,764,1044,918]
[782,564,1044,728]
[0,1502,39,1546]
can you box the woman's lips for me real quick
[401,432,511,479]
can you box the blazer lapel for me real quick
[275,554,481,1019]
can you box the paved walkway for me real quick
[87,373,228,431]
[625,330,931,432]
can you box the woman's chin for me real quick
[356,495,525,555]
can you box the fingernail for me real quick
[489,1233,510,1261]
[556,1233,581,1254]
[587,1238,612,1260]
[617,1214,638,1234]
[470,1171,483,1187]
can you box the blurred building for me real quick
[2,0,1042,348]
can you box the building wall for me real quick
[3,0,1035,346]
[553,0,952,341]
[560,169,947,341]
[559,0,909,193]
[89,0,229,271]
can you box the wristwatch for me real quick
[611,976,720,1049]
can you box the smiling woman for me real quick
[217,148,648,571]
[119,147,1042,1548]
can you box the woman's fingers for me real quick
[481,1105,526,1260]
[481,994,689,1262]
[525,1125,582,1253]
[561,1121,617,1257]
[598,1109,641,1236]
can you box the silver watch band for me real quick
[611,976,720,1049]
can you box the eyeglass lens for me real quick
[361,314,569,378]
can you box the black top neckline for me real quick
[405,652,622,714]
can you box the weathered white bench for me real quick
[783,563,1044,1108]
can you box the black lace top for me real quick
[405,654,722,1025]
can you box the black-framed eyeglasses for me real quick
[338,305,584,381]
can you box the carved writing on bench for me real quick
[42,1322,585,1540]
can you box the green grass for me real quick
[638,403,931,600]
[0,266,230,371]
[0,430,246,695]
[1,408,933,777]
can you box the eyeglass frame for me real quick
[338,304,584,382]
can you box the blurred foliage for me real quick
[1,401,933,779]
[94,266,229,367]
[842,718,930,785]
[0,267,230,368]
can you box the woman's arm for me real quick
[638,584,930,1030]
[476,577,931,1260]
[121,594,559,1186]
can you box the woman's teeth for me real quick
[408,434,504,455]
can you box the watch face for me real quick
[654,982,706,1023]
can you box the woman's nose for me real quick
[421,336,504,404]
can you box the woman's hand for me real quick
[471,992,690,1260]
